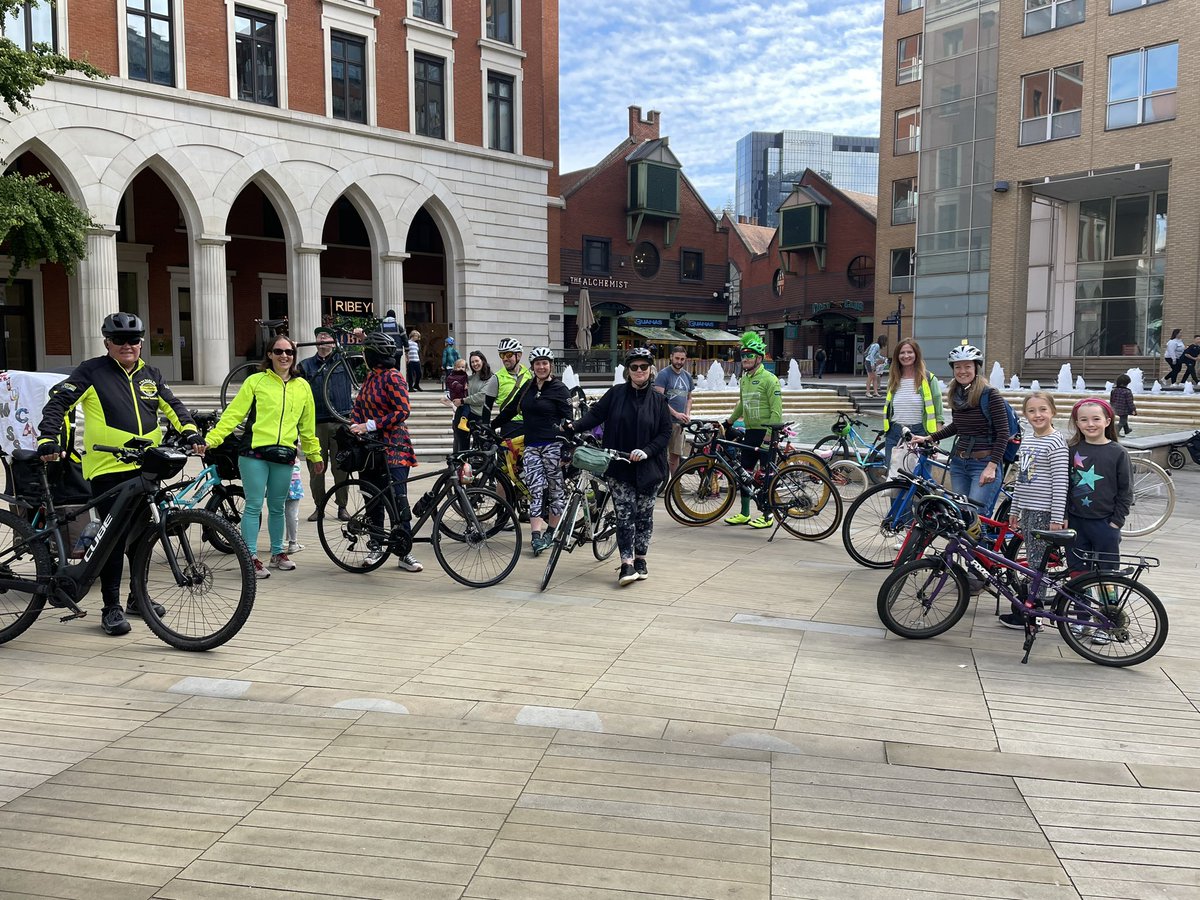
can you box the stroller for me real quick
[1166,430,1200,470]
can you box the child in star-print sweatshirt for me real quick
[1067,398,1132,572]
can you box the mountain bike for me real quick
[539,433,623,592]
[878,493,1168,667]
[0,442,255,650]
[316,435,520,588]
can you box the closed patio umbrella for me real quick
[575,288,595,351]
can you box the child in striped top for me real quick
[1000,391,1069,628]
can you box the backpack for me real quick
[987,388,1022,464]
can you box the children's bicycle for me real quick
[877,493,1168,667]
[814,412,888,484]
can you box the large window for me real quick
[890,248,915,293]
[1078,193,1168,261]
[1107,43,1177,129]
[892,178,917,225]
[897,35,922,84]
[680,249,703,282]
[487,0,513,43]
[330,32,366,123]
[898,0,923,11]
[1024,0,1084,37]
[895,107,920,155]
[414,53,445,138]
[3,0,56,51]
[412,0,442,24]
[127,0,175,86]
[235,7,277,106]
[1020,64,1082,144]
[583,238,610,274]
[1112,0,1167,10]
[487,72,514,152]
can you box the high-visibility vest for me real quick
[882,373,939,434]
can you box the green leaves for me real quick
[0,172,93,276]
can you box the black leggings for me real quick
[88,470,144,608]
[738,428,768,499]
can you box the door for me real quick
[0,280,36,370]
[178,286,194,382]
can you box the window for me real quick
[487,72,513,152]
[1078,193,1168,261]
[3,0,56,51]
[1024,0,1084,36]
[414,53,445,138]
[235,7,277,106]
[897,35,922,84]
[583,238,610,274]
[890,249,915,292]
[330,31,367,123]
[1112,0,1167,10]
[413,0,442,23]
[895,107,920,155]
[892,178,917,225]
[486,0,513,43]
[1020,63,1082,144]
[127,0,175,86]
[1107,43,1177,129]
[633,242,660,279]
[680,250,703,281]
[898,0,923,10]
[847,255,875,289]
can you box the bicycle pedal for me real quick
[59,610,87,623]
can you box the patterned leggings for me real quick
[523,442,565,521]
[608,479,661,561]
[1019,509,1052,600]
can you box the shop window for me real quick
[412,0,442,23]
[890,248,914,293]
[633,242,659,279]
[414,52,445,138]
[1107,43,1177,129]
[330,31,367,123]
[1024,0,1084,37]
[895,107,920,155]
[897,35,922,84]
[1020,63,1082,144]
[892,178,917,225]
[486,0,513,43]
[3,0,56,51]
[680,249,703,282]
[487,72,513,152]
[583,237,610,274]
[127,0,175,86]
[235,7,277,106]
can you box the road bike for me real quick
[878,493,1168,667]
[539,433,622,592]
[316,434,520,588]
[0,442,255,650]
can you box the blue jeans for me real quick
[949,456,1003,515]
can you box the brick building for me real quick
[726,170,878,375]
[559,107,734,368]
[877,0,1197,379]
[0,0,560,382]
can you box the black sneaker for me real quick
[618,563,638,586]
[998,612,1030,630]
[126,596,165,618]
[101,606,131,636]
[633,558,648,580]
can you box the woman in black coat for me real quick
[570,347,672,586]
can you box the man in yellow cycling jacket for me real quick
[494,337,531,441]
[38,312,201,636]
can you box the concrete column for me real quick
[291,244,325,359]
[379,251,408,330]
[193,235,232,386]
[79,227,120,361]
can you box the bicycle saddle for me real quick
[1031,529,1076,547]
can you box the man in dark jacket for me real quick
[298,326,351,520]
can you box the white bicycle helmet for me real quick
[529,346,554,362]
[947,342,983,364]
[497,337,523,353]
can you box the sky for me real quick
[559,0,884,212]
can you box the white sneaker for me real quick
[252,558,270,579]
[269,553,296,571]
[398,554,424,572]
[365,547,385,566]
[286,541,305,555]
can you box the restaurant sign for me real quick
[684,319,719,328]
[569,275,630,289]
[812,300,866,314]
[633,317,667,327]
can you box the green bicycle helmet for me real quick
[740,330,767,356]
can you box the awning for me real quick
[625,325,696,343]
[683,327,741,343]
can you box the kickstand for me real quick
[767,517,784,543]
[1020,624,1037,664]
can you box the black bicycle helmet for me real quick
[361,331,397,355]
[625,346,654,365]
[102,312,145,338]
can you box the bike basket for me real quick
[142,447,189,480]
[206,441,241,481]
[571,445,611,476]
[10,454,91,505]
[334,425,385,474]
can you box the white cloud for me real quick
[560,0,883,209]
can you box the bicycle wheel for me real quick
[768,464,842,541]
[828,459,869,501]
[322,355,363,425]
[1166,448,1186,470]
[782,449,830,475]
[433,487,520,588]
[129,508,255,651]
[203,484,245,554]
[893,525,937,569]
[1123,458,1175,537]
[842,480,913,569]
[591,487,618,561]
[878,558,970,639]
[0,509,51,646]
[219,362,260,409]
[1056,572,1168,667]
[317,478,395,573]
[812,435,850,462]
[667,456,736,526]
[540,494,581,592]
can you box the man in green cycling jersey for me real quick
[723,331,782,528]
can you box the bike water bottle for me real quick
[70,521,100,559]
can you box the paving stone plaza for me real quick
[1,465,1197,899]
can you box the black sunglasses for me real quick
[270,348,295,357]
[108,336,141,347]
[627,363,650,371]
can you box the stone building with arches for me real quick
[1,1,560,383]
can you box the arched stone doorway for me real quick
[319,196,375,335]
[404,207,447,379]
[225,182,291,366]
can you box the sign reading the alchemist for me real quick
[568,275,630,289]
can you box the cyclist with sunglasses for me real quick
[203,334,323,579]
[723,331,782,529]
[37,312,202,635]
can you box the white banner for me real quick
[0,370,67,454]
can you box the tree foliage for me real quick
[0,0,103,275]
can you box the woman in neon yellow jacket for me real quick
[205,335,323,579]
